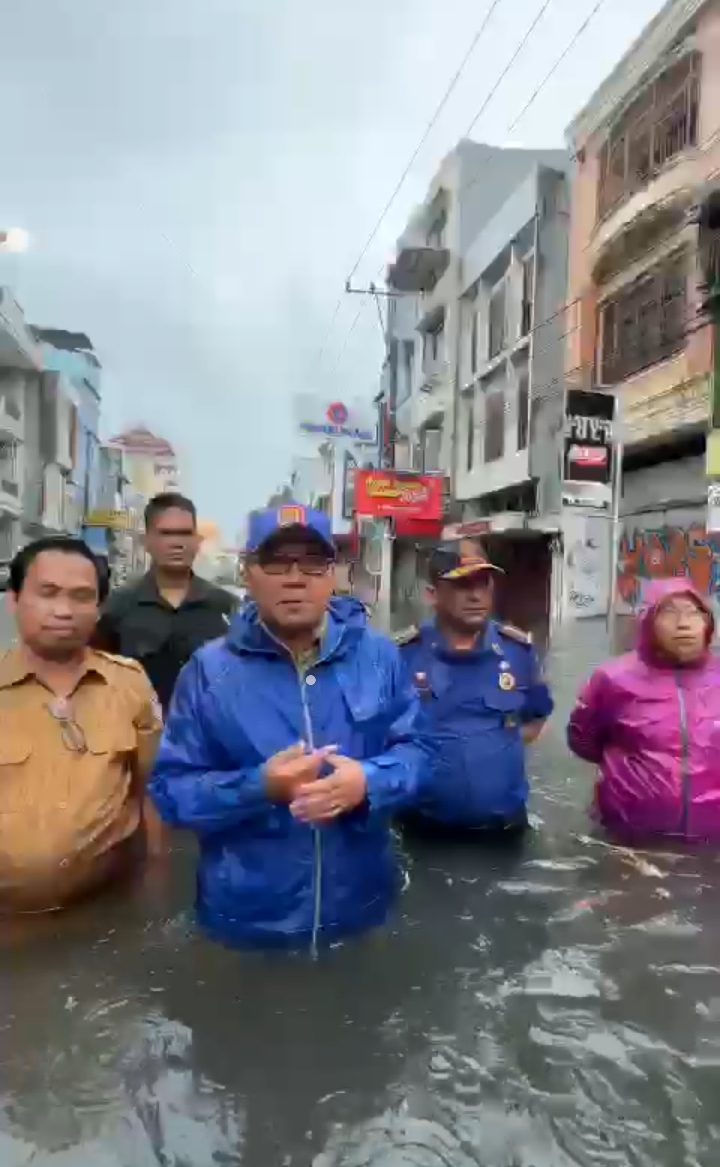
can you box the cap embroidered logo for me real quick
[278,505,306,527]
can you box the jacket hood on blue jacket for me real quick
[226,594,369,657]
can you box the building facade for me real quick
[0,290,41,561]
[381,143,570,639]
[31,328,107,552]
[566,0,720,631]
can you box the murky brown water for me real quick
[2,620,720,1166]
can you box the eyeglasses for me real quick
[657,605,708,624]
[46,699,87,754]
[256,554,333,578]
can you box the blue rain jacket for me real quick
[150,597,425,949]
[399,619,554,827]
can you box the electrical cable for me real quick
[313,0,509,370]
[464,0,552,138]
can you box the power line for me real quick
[344,0,507,289]
[506,0,610,135]
[465,0,552,138]
[328,0,558,374]
[314,0,509,371]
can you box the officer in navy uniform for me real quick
[396,543,554,840]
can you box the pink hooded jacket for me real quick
[567,578,720,841]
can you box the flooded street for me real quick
[2,620,720,1167]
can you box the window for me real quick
[600,252,687,384]
[0,440,18,495]
[423,322,445,373]
[470,309,478,375]
[517,370,529,451]
[427,210,447,250]
[484,392,505,463]
[597,54,699,219]
[466,395,475,471]
[423,428,442,473]
[396,340,414,407]
[488,283,506,360]
[521,254,534,336]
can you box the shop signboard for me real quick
[354,469,443,521]
[563,388,614,486]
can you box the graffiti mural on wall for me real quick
[617,525,720,611]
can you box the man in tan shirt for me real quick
[0,536,164,914]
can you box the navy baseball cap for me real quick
[429,543,504,583]
[246,503,335,555]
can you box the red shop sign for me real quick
[354,470,443,520]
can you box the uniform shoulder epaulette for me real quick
[393,626,420,647]
[499,623,533,646]
[95,650,145,673]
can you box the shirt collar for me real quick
[0,647,113,690]
[136,571,213,607]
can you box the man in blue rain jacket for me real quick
[397,543,554,839]
[150,503,425,950]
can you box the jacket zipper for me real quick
[676,673,691,835]
[297,663,322,959]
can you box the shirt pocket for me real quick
[479,688,526,729]
[83,722,137,759]
[0,735,33,815]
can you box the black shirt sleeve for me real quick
[93,597,122,653]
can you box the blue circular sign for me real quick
[327,401,348,426]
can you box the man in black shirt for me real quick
[95,493,237,712]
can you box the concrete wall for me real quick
[617,454,710,608]
[530,169,571,519]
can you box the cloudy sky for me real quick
[3,0,665,538]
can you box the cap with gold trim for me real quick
[245,503,335,556]
[428,543,504,584]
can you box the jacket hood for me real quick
[226,594,369,656]
[637,578,715,661]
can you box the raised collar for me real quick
[0,646,114,690]
[135,571,215,608]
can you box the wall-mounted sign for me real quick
[84,509,129,529]
[563,389,615,486]
[294,394,378,445]
[342,451,357,520]
[354,470,443,521]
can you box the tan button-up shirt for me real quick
[0,648,162,912]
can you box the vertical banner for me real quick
[342,452,358,520]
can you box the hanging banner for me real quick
[354,469,443,520]
[563,389,615,486]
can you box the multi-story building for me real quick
[383,142,569,638]
[31,328,107,550]
[0,289,40,560]
[566,0,720,630]
[102,426,181,579]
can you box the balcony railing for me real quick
[597,55,699,222]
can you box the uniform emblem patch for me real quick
[499,672,516,691]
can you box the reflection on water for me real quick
[2,622,720,1166]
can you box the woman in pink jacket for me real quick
[567,577,720,841]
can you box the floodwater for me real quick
[2,620,720,1166]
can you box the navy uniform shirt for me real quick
[397,619,554,828]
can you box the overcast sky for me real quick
[3,0,665,539]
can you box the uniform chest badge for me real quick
[499,672,516,691]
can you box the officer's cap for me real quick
[429,544,504,584]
